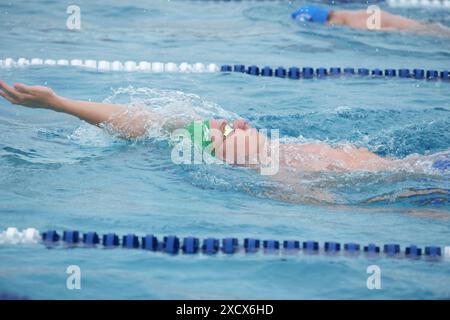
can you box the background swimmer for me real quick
[292,5,450,35]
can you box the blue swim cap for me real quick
[291,5,330,24]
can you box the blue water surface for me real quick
[0,0,449,299]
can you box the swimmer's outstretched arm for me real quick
[0,81,152,138]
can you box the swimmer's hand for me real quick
[0,80,58,109]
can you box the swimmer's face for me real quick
[209,119,268,165]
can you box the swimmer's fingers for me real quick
[13,83,40,102]
[0,81,38,107]
[0,90,17,104]
[0,90,34,106]
[0,86,26,105]
[0,80,21,101]
[13,83,33,95]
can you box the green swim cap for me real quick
[184,119,215,156]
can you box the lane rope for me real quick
[1,227,449,261]
[1,58,448,82]
[220,64,450,81]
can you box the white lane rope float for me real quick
[0,58,220,73]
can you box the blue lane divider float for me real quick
[220,64,450,82]
[2,228,448,261]
[27,229,450,262]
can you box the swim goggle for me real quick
[222,123,234,140]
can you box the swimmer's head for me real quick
[291,5,330,24]
[185,118,270,165]
[210,119,269,166]
[184,119,247,156]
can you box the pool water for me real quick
[0,0,449,299]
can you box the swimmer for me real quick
[291,5,450,35]
[0,80,448,178]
